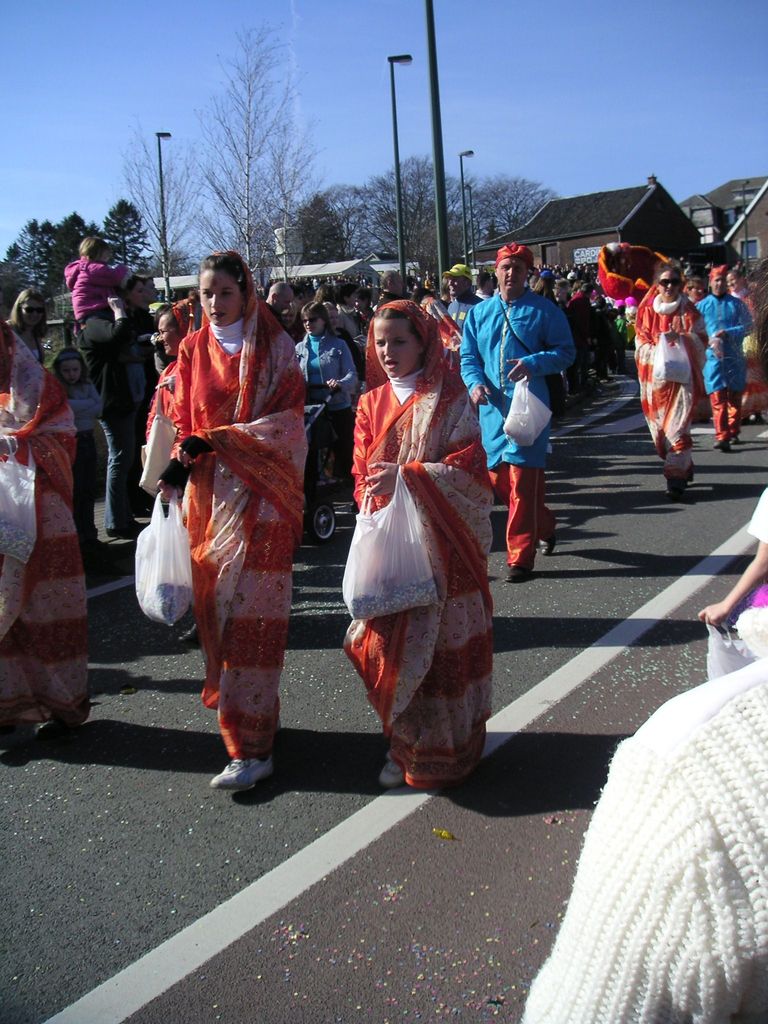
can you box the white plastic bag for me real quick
[0,443,37,564]
[135,494,194,625]
[652,332,691,385]
[342,471,437,620]
[140,411,176,496]
[705,623,755,680]
[503,379,551,446]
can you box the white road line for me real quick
[44,521,756,1024]
[86,577,135,600]
[553,378,638,438]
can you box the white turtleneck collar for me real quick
[652,293,682,316]
[211,318,245,354]
[389,368,423,405]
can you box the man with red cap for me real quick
[696,266,752,451]
[461,243,575,582]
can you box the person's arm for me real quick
[84,262,131,288]
[351,397,372,506]
[460,306,491,405]
[698,541,768,626]
[328,338,358,396]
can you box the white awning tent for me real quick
[153,275,199,297]
[268,259,379,282]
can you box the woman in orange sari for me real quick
[159,252,306,791]
[344,300,494,789]
[0,320,88,745]
[635,262,707,501]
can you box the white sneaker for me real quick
[209,757,274,791]
[378,755,405,789]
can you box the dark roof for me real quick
[492,185,652,245]
[679,193,715,210]
[687,177,767,211]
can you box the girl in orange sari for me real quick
[344,301,493,789]
[635,263,707,501]
[159,253,306,791]
[0,320,88,744]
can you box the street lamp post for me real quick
[424,0,449,279]
[387,54,412,290]
[742,179,751,272]
[459,150,474,265]
[155,131,172,302]
[465,182,476,270]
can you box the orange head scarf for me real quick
[495,243,534,270]
[365,299,445,391]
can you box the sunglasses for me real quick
[23,306,45,314]
[658,278,681,288]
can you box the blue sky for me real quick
[4,0,767,257]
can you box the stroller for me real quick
[303,387,338,543]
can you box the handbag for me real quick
[0,444,37,564]
[135,495,194,625]
[140,410,176,495]
[652,332,691,385]
[503,378,552,446]
[342,471,437,620]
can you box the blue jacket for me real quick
[696,293,752,393]
[295,332,358,410]
[461,290,575,469]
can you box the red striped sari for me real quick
[0,322,88,726]
[171,261,306,760]
[344,301,493,788]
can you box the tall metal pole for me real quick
[387,55,412,289]
[742,179,750,273]
[459,150,474,265]
[465,183,477,270]
[424,0,449,279]
[155,132,172,302]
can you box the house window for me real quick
[740,238,759,260]
[698,227,715,244]
[724,208,737,227]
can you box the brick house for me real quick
[680,177,768,267]
[476,177,701,268]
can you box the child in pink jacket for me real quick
[64,236,130,324]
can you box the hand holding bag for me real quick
[0,439,37,564]
[652,332,691,385]
[140,410,176,496]
[342,470,437,620]
[503,379,551,447]
[135,494,194,625]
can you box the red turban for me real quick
[495,243,534,270]
[709,264,728,280]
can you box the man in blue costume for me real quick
[461,243,575,582]
[444,263,482,335]
[696,265,753,451]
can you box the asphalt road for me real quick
[2,375,766,1024]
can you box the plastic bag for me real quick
[705,623,755,680]
[652,332,691,385]
[734,607,768,660]
[342,471,437,620]
[135,494,193,625]
[503,379,551,446]
[0,443,37,564]
[140,410,176,496]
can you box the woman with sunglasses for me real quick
[635,262,708,501]
[8,290,47,363]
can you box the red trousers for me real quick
[710,389,743,441]
[489,463,555,570]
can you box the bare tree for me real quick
[123,130,200,273]
[472,175,557,242]
[196,28,314,274]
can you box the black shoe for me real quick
[36,719,75,742]
[666,481,686,502]
[754,414,765,425]
[713,439,731,452]
[731,436,742,445]
[537,535,556,556]
[106,521,144,539]
[179,625,200,647]
[505,565,533,583]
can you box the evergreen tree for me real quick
[103,199,149,266]
[5,219,57,291]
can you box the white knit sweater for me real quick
[523,663,768,1024]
